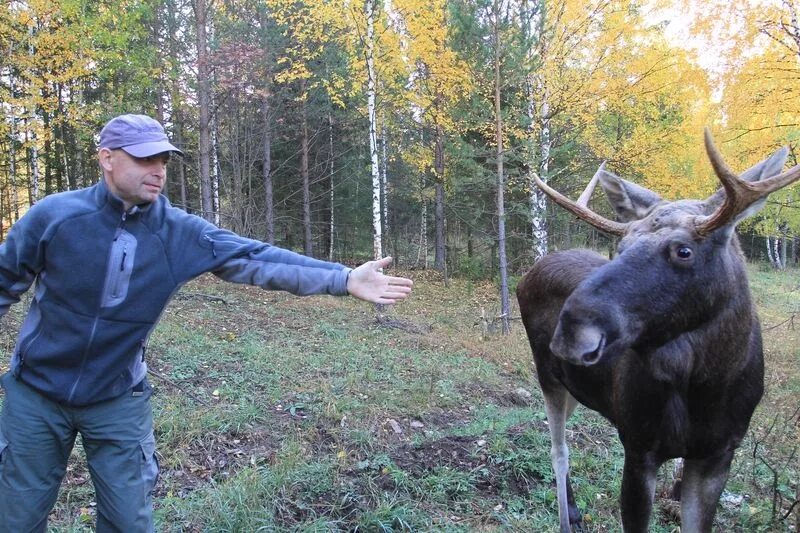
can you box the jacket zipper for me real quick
[67,209,130,403]
[113,243,129,298]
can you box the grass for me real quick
[0,263,797,532]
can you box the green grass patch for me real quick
[0,268,796,531]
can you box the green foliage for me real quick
[3,0,797,264]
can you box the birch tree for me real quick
[521,0,548,260]
[366,0,382,261]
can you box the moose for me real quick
[517,131,800,532]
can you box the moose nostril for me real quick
[580,333,606,365]
[582,347,601,365]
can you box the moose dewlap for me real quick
[517,130,800,533]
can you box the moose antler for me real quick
[697,129,800,236]
[532,163,628,236]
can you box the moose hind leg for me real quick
[680,450,734,533]
[543,385,581,532]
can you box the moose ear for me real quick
[705,147,790,209]
[598,170,662,222]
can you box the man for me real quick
[0,114,413,532]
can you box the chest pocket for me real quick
[101,230,138,308]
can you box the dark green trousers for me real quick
[0,372,158,533]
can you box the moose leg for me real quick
[619,452,658,532]
[542,385,581,532]
[680,450,734,533]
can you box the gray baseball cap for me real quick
[99,114,183,157]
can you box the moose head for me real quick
[534,131,799,367]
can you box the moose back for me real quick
[517,131,800,532]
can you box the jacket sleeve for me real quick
[0,204,49,318]
[197,226,351,296]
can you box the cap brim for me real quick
[121,141,184,158]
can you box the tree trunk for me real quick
[434,124,446,272]
[417,199,428,269]
[301,87,313,257]
[211,92,221,226]
[26,32,40,204]
[533,72,551,259]
[766,235,776,268]
[42,104,55,195]
[263,95,274,243]
[524,0,548,261]
[230,99,245,234]
[175,120,188,210]
[366,0,382,262]
[381,124,389,256]
[9,112,19,221]
[493,0,510,335]
[193,0,214,222]
[25,119,40,205]
[328,112,335,261]
[780,236,788,270]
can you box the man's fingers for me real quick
[383,282,412,291]
[373,256,393,269]
[377,296,403,305]
[383,290,410,299]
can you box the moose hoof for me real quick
[568,503,584,531]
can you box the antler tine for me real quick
[703,128,740,187]
[697,129,800,236]
[532,169,628,236]
[576,161,605,207]
[748,161,800,194]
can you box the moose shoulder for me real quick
[517,131,800,533]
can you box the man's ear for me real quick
[98,148,114,172]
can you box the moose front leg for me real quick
[680,450,734,533]
[619,452,659,532]
[542,385,581,532]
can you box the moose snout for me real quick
[551,322,606,365]
[550,306,618,366]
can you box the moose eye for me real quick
[668,242,695,265]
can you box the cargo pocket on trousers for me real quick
[139,433,159,494]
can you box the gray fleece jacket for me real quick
[0,179,350,406]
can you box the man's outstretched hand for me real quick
[346,256,413,305]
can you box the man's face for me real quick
[99,148,170,208]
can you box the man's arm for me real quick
[346,257,413,305]
[178,220,413,302]
[0,206,48,318]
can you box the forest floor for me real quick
[0,265,797,532]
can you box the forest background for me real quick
[1,1,800,531]
[1,0,799,318]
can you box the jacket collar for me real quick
[94,177,160,216]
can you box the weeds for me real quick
[0,267,796,531]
